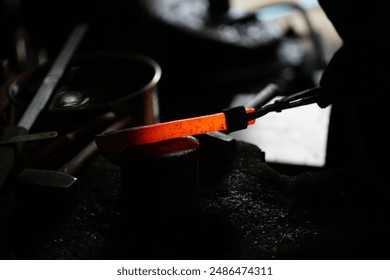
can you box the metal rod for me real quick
[17,23,88,131]
[0,131,58,145]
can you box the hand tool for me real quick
[0,24,88,191]
[0,131,58,145]
[16,24,88,131]
[17,115,131,189]
[11,111,117,176]
[195,83,282,160]
[15,115,130,220]
[95,86,321,154]
[204,83,281,139]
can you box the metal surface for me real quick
[200,83,281,149]
[18,168,78,189]
[246,86,321,120]
[95,83,281,153]
[9,51,162,130]
[0,131,58,145]
[95,107,255,153]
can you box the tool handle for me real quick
[11,111,117,176]
[246,87,321,120]
[58,116,131,175]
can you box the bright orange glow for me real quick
[96,108,255,153]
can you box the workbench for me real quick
[1,140,390,260]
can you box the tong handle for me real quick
[246,87,322,121]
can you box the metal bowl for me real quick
[9,51,162,132]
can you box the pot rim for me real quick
[8,50,162,113]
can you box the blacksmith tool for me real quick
[0,24,88,191]
[95,86,321,154]
[17,114,130,189]
[16,115,130,218]
[196,83,282,160]
[11,111,117,176]
[203,83,281,139]
[0,131,58,145]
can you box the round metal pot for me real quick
[8,51,162,132]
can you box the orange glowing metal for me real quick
[95,107,255,153]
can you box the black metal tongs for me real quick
[95,86,323,154]
[246,86,322,122]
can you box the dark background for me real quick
[2,0,390,260]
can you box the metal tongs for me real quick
[95,86,322,154]
[246,86,321,121]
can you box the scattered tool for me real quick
[95,86,321,154]
[11,111,117,176]
[0,131,58,145]
[16,24,88,131]
[17,114,130,189]
[0,23,88,191]
[15,115,130,220]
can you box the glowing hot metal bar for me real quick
[95,106,255,153]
